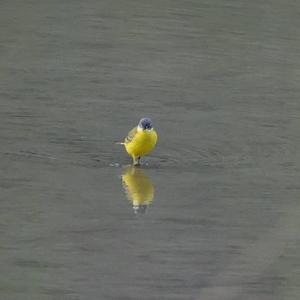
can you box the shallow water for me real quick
[1,0,300,299]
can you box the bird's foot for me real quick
[133,156,141,166]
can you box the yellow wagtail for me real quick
[118,118,158,166]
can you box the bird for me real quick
[118,117,158,166]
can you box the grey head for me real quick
[138,117,153,130]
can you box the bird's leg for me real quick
[132,155,137,166]
[133,156,141,166]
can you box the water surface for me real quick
[0,0,300,299]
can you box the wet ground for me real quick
[1,0,300,299]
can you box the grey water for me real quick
[1,0,300,299]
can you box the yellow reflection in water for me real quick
[121,166,155,214]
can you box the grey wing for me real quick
[125,126,138,144]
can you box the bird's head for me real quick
[138,117,153,131]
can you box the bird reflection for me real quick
[121,166,155,214]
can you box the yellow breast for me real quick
[125,129,158,158]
